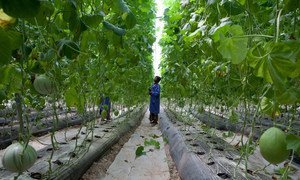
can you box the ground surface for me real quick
[83,110,180,180]
[104,110,170,180]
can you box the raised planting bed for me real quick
[0,106,146,180]
[186,108,300,164]
[161,107,300,180]
[0,110,95,149]
[188,108,299,140]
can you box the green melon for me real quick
[2,143,37,173]
[33,74,56,95]
[114,110,119,116]
[259,127,290,164]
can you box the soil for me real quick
[164,144,181,180]
[165,107,300,180]
[81,117,181,180]
[81,130,134,180]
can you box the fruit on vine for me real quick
[259,127,290,164]
[2,143,37,173]
[114,110,119,116]
[33,74,56,95]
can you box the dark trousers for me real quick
[149,113,158,123]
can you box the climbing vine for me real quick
[160,0,300,178]
[0,0,156,177]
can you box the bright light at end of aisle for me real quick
[152,0,165,77]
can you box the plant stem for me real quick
[15,93,24,142]
[276,9,282,43]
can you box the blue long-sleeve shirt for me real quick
[149,84,160,114]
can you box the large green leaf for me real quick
[0,64,22,95]
[286,134,300,156]
[248,41,300,88]
[214,25,248,64]
[113,0,137,30]
[113,0,130,13]
[65,86,84,113]
[80,31,97,50]
[1,0,41,18]
[82,12,104,28]
[222,0,245,15]
[0,29,22,66]
[123,11,136,29]
[62,0,76,22]
[284,0,300,11]
[0,31,13,65]
[276,86,300,104]
[57,39,80,59]
[26,1,54,25]
[259,96,279,117]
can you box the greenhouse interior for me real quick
[0,0,300,179]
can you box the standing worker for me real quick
[149,76,161,125]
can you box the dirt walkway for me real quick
[103,110,171,180]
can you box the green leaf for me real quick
[1,0,41,18]
[135,146,145,157]
[213,25,248,64]
[97,35,108,54]
[26,1,54,25]
[57,39,80,59]
[284,0,300,11]
[82,13,104,28]
[0,32,13,65]
[286,134,300,156]
[248,41,300,89]
[211,23,230,42]
[154,141,160,149]
[0,29,22,66]
[80,31,97,50]
[64,86,84,113]
[276,86,300,104]
[113,0,131,13]
[223,0,245,15]
[1,64,22,94]
[62,0,76,21]
[259,97,279,117]
[123,11,136,29]
[237,0,246,5]
[0,85,6,104]
[217,37,248,64]
[144,139,161,149]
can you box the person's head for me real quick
[154,76,161,84]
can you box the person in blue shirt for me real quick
[99,96,111,121]
[149,76,161,125]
